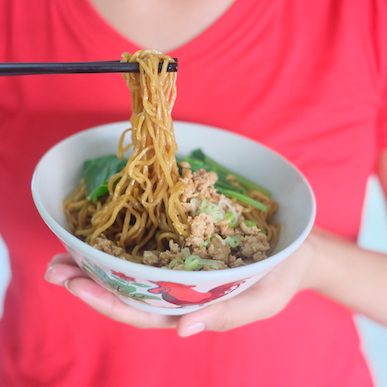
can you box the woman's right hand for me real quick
[45,253,178,329]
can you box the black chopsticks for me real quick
[0,60,178,76]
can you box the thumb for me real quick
[176,280,292,337]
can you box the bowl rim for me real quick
[31,120,316,283]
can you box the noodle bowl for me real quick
[64,50,279,270]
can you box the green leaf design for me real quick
[117,285,137,295]
[131,293,160,300]
[81,260,161,302]
[130,282,151,288]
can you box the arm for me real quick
[308,149,387,324]
[305,228,387,326]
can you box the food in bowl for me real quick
[64,50,279,270]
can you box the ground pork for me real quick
[207,237,231,262]
[228,255,245,268]
[142,251,160,266]
[191,245,211,259]
[202,261,228,270]
[141,241,183,267]
[180,169,221,203]
[157,250,178,266]
[240,221,261,235]
[193,170,218,192]
[217,219,235,236]
[239,234,270,261]
[186,213,215,247]
[182,198,199,216]
[181,178,196,202]
[92,235,127,257]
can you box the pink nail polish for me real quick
[64,280,75,295]
[180,322,205,337]
[44,266,56,283]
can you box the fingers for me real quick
[45,253,177,329]
[45,253,86,285]
[176,254,308,337]
[50,253,79,266]
[177,280,291,337]
[65,277,178,329]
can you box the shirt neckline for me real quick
[63,0,260,60]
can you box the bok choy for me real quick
[178,149,270,212]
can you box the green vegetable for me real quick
[178,149,271,212]
[225,235,241,248]
[190,149,271,197]
[243,220,257,228]
[215,181,245,194]
[178,157,243,193]
[82,155,127,201]
[184,255,226,271]
[184,255,203,271]
[177,156,210,175]
[216,187,268,212]
[168,258,184,270]
[225,211,238,227]
[199,200,225,222]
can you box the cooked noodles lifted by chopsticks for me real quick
[64,50,279,270]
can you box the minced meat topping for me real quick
[139,168,271,270]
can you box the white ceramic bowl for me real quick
[32,121,316,315]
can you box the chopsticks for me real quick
[0,60,178,76]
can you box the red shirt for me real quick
[1,0,386,386]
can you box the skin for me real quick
[45,0,387,336]
[90,0,235,53]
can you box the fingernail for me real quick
[64,280,77,296]
[180,322,205,337]
[64,281,95,304]
[44,266,58,284]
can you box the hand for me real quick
[45,233,318,337]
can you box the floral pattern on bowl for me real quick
[81,258,246,309]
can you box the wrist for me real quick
[298,228,333,292]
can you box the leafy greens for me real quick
[82,155,127,201]
[81,149,271,213]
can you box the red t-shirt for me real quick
[1,0,386,386]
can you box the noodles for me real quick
[64,50,280,270]
[65,51,187,257]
